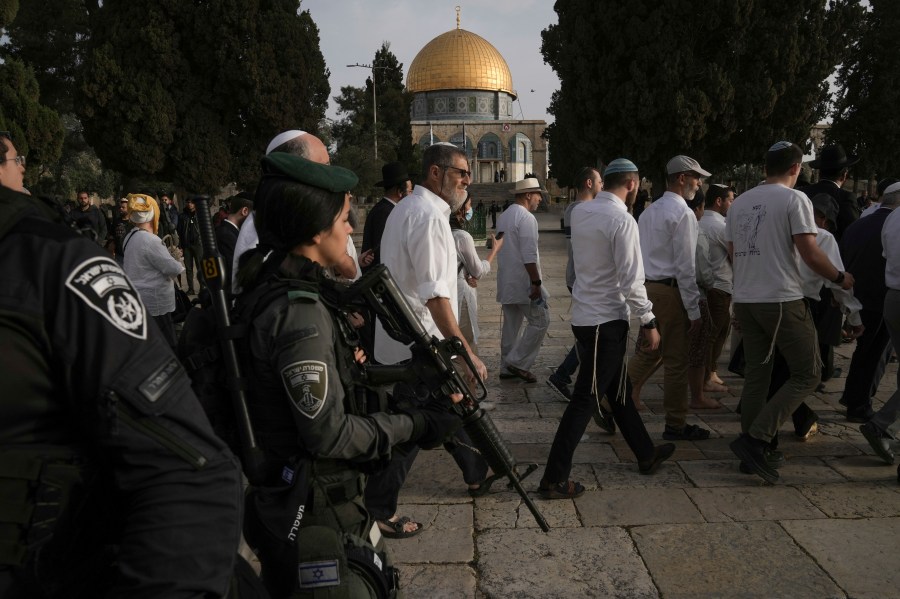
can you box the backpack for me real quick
[176,277,312,461]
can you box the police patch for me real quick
[282,360,328,419]
[65,257,147,340]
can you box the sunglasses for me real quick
[442,164,472,179]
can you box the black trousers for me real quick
[840,308,892,416]
[544,321,655,484]
[364,381,488,521]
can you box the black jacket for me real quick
[840,207,890,313]
[361,197,395,272]
[799,180,860,241]
[0,188,242,598]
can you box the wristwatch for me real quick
[832,271,845,285]
[531,279,542,286]
[641,318,658,330]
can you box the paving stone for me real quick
[492,417,568,444]
[575,488,704,526]
[631,522,844,599]
[797,482,900,518]
[398,564,477,599]
[781,518,900,599]
[399,449,478,504]
[475,495,580,530]
[477,527,659,598]
[510,441,618,465]
[684,486,825,522]
[386,503,473,564]
[592,461,691,490]
[823,455,899,483]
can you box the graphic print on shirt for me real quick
[65,256,148,339]
[282,360,328,419]
[735,204,767,258]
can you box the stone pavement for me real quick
[386,207,900,599]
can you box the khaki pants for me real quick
[627,283,690,429]
[734,300,819,442]
[706,289,732,375]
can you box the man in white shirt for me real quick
[231,130,331,294]
[540,159,675,499]
[368,142,490,535]
[698,184,734,392]
[628,155,715,440]
[547,167,602,402]
[495,178,550,383]
[726,141,855,483]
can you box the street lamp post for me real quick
[347,62,387,160]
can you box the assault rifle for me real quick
[335,264,549,532]
[193,196,267,484]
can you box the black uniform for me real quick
[0,188,243,598]
[241,254,418,599]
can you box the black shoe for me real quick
[739,449,785,474]
[639,443,676,475]
[860,422,895,465]
[546,378,572,402]
[662,423,711,441]
[795,413,819,442]
[730,435,779,483]
[847,408,874,424]
[592,396,616,434]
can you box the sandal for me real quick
[376,516,423,539]
[538,479,585,500]
[505,366,537,383]
[468,471,504,497]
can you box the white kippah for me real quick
[768,141,793,152]
[885,182,900,195]
[266,130,306,155]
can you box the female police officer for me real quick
[238,152,455,598]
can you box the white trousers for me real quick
[500,301,550,371]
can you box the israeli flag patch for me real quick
[298,560,340,589]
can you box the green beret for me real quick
[262,152,358,193]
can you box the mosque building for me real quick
[405,8,547,185]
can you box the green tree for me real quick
[78,0,330,192]
[0,59,65,188]
[829,0,900,180]
[332,42,416,197]
[541,1,860,190]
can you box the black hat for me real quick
[376,162,411,188]
[810,144,859,170]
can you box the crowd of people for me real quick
[2,123,899,598]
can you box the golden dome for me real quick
[406,28,516,98]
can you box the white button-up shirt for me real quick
[571,192,655,327]
[231,211,259,294]
[374,185,456,364]
[799,228,862,326]
[638,191,701,319]
[699,210,732,294]
[496,203,542,305]
[883,207,900,291]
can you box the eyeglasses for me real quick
[441,164,472,179]
[0,155,26,167]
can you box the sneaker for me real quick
[638,443,676,475]
[739,449,785,474]
[662,423,711,441]
[860,422,895,465]
[538,479,585,500]
[546,378,572,402]
[730,434,779,483]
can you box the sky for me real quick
[303,0,560,124]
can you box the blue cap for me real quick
[604,158,639,177]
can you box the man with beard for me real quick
[496,177,550,383]
[111,196,132,265]
[541,159,675,499]
[177,197,204,295]
[699,184,735,391]
[72,190,108,246]
[628,155,716,439]
[370,142,490,537]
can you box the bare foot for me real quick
[632,386,646,411]
[704,381,729,392]
[710,372,725,385]
[378,515,420,535]
[689,397,723,410]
